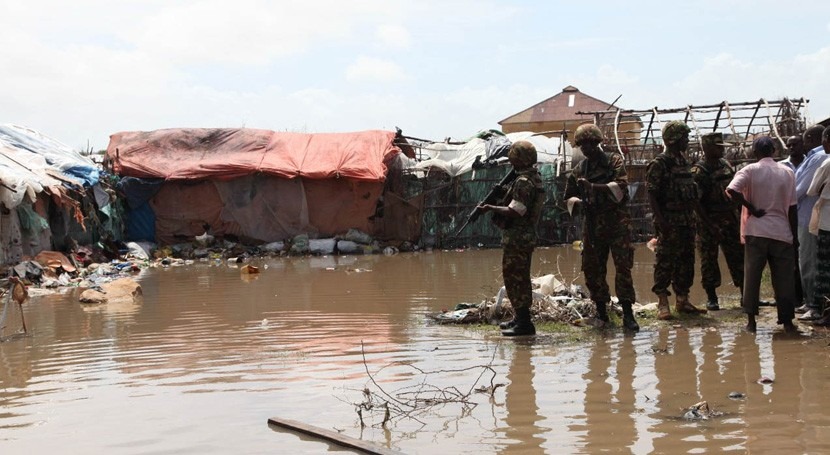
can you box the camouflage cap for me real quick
[662,120,691,145]
[574,123,603,145]
[508,140,537,168]
[701,132,725,147]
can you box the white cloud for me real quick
[375,25,412,50]
[345,57,408,82]
[596,65,639,85]
[669,49,830,121]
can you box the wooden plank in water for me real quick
[268,416,404,455]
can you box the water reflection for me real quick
[580,335,638,453]
[1,247,830,453]
[501,342,545,454]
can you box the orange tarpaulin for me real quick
[106,128,401,182]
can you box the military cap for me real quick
[508,140,537,168]
[574,124,604,145]
[701,132,725,147]
[662,120,691,145]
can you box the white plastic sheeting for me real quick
[0,124,93,209]
[412,132,572,177]
[0,142,63,209]
[0,124,99,187]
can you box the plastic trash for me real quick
[309,239,336,255]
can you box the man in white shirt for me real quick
[805,128,830,326]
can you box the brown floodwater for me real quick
[2,245,829,454]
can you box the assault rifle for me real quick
[454,169,517,236]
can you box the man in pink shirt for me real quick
[726,136,798,333]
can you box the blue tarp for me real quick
[125,202,156,242]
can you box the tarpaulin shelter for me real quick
[411,131,571,177]
[0,124,100,264]
[392,131,572,249]
[105,128,402,245]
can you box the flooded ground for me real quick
[2,245,829,454]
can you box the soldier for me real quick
[478,141,546,336]
[692,132,744,310]
[646,120,708,319]
[564,124,639,331]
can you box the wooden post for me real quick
[268,417,404,455]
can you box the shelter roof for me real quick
[499,86,618,125]
[106,128,401,182]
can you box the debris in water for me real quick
[682,401,722,420]
[240,265,259,274]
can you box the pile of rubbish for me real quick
[2,227,410,298]
[429,274,655,326]
[3,246,146,295]
[137,228,415,265]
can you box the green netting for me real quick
[17,204,49,233]
[411,164,577,249]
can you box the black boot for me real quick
[705,287,720,311]
[622,302,640,332]
[502,306,535,336]
[594,301,610,328]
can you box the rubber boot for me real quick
[705,287,720,311]
[676,294,707,314]
[594,301,610,328]
[657,294,672,320]
[746,314,757,333]
[621,302,640,332]
[501,306,536,336]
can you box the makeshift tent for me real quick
[0,124,99,264]
[106,129,401,245]
[411,132,571,177]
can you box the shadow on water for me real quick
[1,245,828,453]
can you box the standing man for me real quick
[806,128,830,326]
[692,132,744,311]
[781,135,807,172]
[726,136,798,333]
[794,125,828,320]
[646,120,708,319]
[781,134,807,309]
[564,124,639,331]
[477,141,545,336]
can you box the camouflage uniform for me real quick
[692,155,744,292]
[564,150,636,308]
[647,121,699,296]
[500,166,545,311]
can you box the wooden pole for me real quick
[745,99,762,138]
[712,102,725,131]
[268,417,403,455]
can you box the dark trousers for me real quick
[814,229,830,310]
[743,235,796,321]
[652,225,695,296]
[582,230,636,305]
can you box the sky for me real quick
[2,0,829,152]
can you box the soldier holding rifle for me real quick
[477,141,545,336]
[564,124,639,332]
